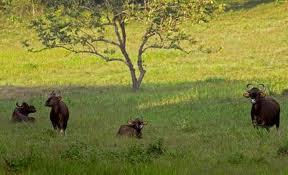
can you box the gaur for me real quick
[11,102,36,122]
[117,118,147,139]
[243,84,280,131]
[45,91,69,135]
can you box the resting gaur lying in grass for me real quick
[117,118,148,139]
[11,102,36,122]
[243,84,280,131]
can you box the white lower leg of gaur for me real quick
[60,129,65,135]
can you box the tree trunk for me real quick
[127,62,145,91]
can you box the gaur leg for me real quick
[276,112,280,130]
[52,121,58,130]
[50,117,58,130]
[63,121,67,131]
[59,115,67,135]
[59,121,67,135]
[251,110,257,128]
[276,113,280,136]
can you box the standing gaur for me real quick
[45,91,69,135]
[11,102,36,122]
[243,84,280,131]
[117,118,148,139]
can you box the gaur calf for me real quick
[243,84,280,131]
[45,91,69,134]
[117,118,147,139]
[11,102,36,122]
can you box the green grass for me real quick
[0,1,288,174]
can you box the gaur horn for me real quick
[16,102,23,108]
[246,84,253,90]
[57,90,62,97]
[258,84,266,91]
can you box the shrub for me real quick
[227,152,245,164]
[125,144,151,164]
[3,151,36,172]
[61,141,92,161]
[125,138,166,164]
[277,143,288,156]
[146,139,166,157]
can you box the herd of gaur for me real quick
[11,84,281,138]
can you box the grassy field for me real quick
[0,1,288,174]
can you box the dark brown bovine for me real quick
[45,91,69,134]
[11,102,36,122]
[117,118,147,138]
[243,84,280,131]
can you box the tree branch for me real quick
[113,17,124,47]
[31,44,126,64]
[112,15,133,71]
[136,27,157,84]
[143,44,191,54]
[137,32,154,71]
[119,15,126,47]
[80,29,120,47]
[92,38,120,47]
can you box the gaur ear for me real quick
[143,121,148,125]
[260,92,266,97]
[243,92,250,98]
[22,102,29,107]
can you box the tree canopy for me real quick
[26,0,222,90]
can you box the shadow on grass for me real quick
[226,0,275,11]
[0,78,286,125]
[0,77,238,100]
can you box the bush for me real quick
[146,138,166,157]
[3,150,37,172]
[61,141,92,161]
[125,138,166,164]
[125,144,151,164]
[227,152,245,164]
[277,143,288,156]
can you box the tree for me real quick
[27,0,220,90]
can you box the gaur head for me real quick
[243,84,266,104]
[45,91,62,107]
[127,118,148,131]
[16,102,36,114]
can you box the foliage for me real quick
[277,142,288,156]
[146,138,166,156]
[3,149,37,172]
[27,0,221,90]
[0,0,43,17]
[0,0,12,13]
[125,139,166,164]
[61,141,92,160]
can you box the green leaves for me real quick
[27,0,222,89]
[29,0,220,53]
